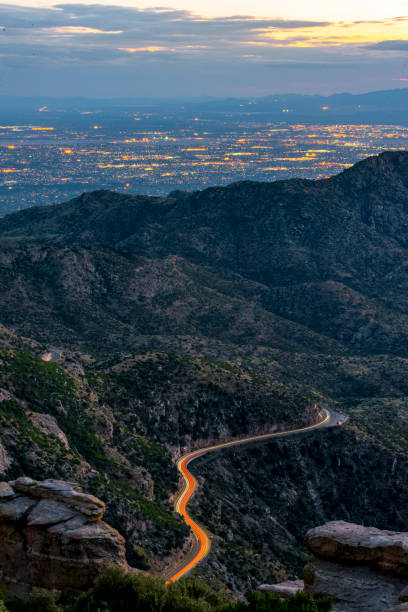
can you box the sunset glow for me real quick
[7,0,408,21]
[118,46,170,53]
[1,0,408,97]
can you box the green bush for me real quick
[73,569,167,612]
[73,569,331,612]
[73,568,228,612]
[221,590,332,612]
[7,589,63,612]
[4,571,332,612]
[166,578,228,612]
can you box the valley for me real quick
[1,151,408,596]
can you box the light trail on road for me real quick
[165,407,344,583]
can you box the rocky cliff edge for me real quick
[0,477,130,598]
[260,521,408,612]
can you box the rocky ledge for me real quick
[305,521,408,574]
[0,477,130,598]
[260,521,408,612]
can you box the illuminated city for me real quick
[1,115,407,213]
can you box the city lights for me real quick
[1,119,407,213]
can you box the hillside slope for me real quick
[0,245,345,356]
[1,152,408,357]
[1,152,408,594]
[0,337,319,576]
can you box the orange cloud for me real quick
[44,26,123,35]
[251,17,408,47]
[118,46,171,52]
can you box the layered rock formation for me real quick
[0,477,130,598]
[305,521,408,575]
[261,521,408,611]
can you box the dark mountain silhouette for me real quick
[2,151,408,357]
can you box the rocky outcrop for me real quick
[304,521,408,574]
[0,389,11,403]
[261,521,408,611]
[303,522,408,611]
[27,412,70,449]
[0,441,11,474]
[0,477,130,598]
[258,579,304,598]
[399,586,408,602]
[303,557,407,611]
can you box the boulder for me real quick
[303,558,407,612]
[258,522,408,611]
[0,495,37,521]
[302,521,408,611]
[10,477,105,520]
[305,521,408,575]
[0,478,130,598]
[0,483,14,499]
[27,499,78,526]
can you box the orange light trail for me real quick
[166,408,332,583]
[166,452,210,583]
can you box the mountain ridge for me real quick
[3,151,408,244]
[2,151,408,594]
[2,151,408,358]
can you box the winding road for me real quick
[164,407,347,583]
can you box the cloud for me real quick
[118,46,172,52]
[1,3,408,96]
[2,3,406,52]
[43,25,123,34]
[0,3,332,44]
[365,40,408,50]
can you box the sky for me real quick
[1,0,408,98]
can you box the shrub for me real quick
[73,568,228,612]
[4,571,332,612]
[221,590,332,612]
[72,568,167,612]
[7,589,63,612]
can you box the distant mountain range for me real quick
[0,88,407,123]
